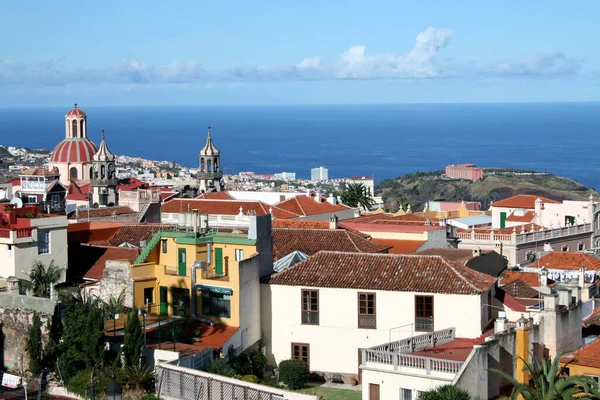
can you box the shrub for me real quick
[241,375,259,383]
[123,310,143,367]
[66,368,110,399]
[140,394,159,400]
[308,372,326,383]
[250,347,267,379]
[28,312,42,375]
[261,379,282,388]
[207,358,236,377]
[278,359,309,390]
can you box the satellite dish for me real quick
[9,198,23,208]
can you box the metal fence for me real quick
[156,363,285,400]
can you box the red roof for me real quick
[266,251,497,295]
[536,252,600,271]
[83,246,139,280]
[492,195,560,209]
[410,336,487,362]
[415,248,482,264]
[186,323,240,349]
[561,337,600,369]
[501,270,542,287]
[196,191,235,200]
[506,210,535,223]
[68,206,136,220]
[160,191,178,202]
[50,138,98,163]
[346,213,439,226]
[66,105,86,117]
[162,199,298,219]
[371,239,426,254]
[275,195,351,217]
[4,177,20,185]
[272,228,390,259]
[117,178,149,191]
[272,219,329,229]
[67,182,91,201]
[342,222,443,233]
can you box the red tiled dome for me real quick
[50,138,98,163]
[66,104,86,118]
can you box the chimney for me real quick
[495,240,503,255]
[540,268,548,287]
[315,190,321,202]
[534,197,543,225]
[573,286,581,304]
[306,189,311,197]
[354,209,360,218]
[543,293,559,311]
[494,311,508,333]
[472,248,482,258]
[327,194,337,205]
[329,214,338,230]
[558,289,572,307]
[579,266,586,289]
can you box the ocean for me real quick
[0,103,598,189]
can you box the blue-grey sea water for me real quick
[0,103,598,188]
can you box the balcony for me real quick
[456,223,592,244]
[362,328,462,378]
[358,314,376,329]
[91,178,120,186]
[196,171,223,180]
[301,310,319,325]
[0,228,36,244]
[415,317,434,332]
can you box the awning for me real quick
[195,284,233,295]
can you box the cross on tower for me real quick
[101,129,105,140]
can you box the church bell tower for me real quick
[91,130,118,206]
[198,126,224,193]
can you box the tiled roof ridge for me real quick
[293,196,307,216]
[439,257,483,292]
[343,230,362,253]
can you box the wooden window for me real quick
[415,295,434,332]
[143,287,154,305]
[202,291,231,318]
[291,343,310,368]
[235,249,244,261]
[358,292,376,329]
[161,239,168,254]
[301,289,319,325]
[38,230,50,255]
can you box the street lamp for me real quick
[105,377,123,400]
[138,307,147,347]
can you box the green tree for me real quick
[28,312,42,375]
[394,196,410,212]
[58,305,89,382]
[121,365,155,392]
[27,260,64,298]
[43,303,63,368]
[84,306,105,369]
[278,359,309,390]
[99,289,129,317]
[418,385,473,400]
[339,182,375,210]
[122,310,143,367]
[491,355,599,400]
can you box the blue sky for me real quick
[1,1,598,105]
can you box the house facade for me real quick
[262,251,496,383]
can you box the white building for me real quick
[274,172,297,181]
[310,166,328,181]
[261,251,496,384]
[0,204,68,283]
[346,176,375,197]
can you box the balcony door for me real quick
[369,384,380,400]
[178,248,187,276]
[159,286,168,316]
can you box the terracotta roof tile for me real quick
[561,337,600,369]
[536,252,600,271]
[83,246,139,280]
[266,251,497,295]
[341,222,443,233]
[501,270,542,287]
[371,239,425,254]
[272,219,329,229]
[162,199,298,219]
[415,248,482,264]
[506,210,536,223]
[272,228,389,259]
[68,206,136,220]
[108,224,163,247]
[500,279,540,299]
[347,213,439,225]
[195,191,235,200]
[583,309,600,328]
[117,178,148,192]
[275,195,351,217]
[492,195,560,209]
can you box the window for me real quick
[415,296,434,332]
[291,343,310,368]
[51,194,60,207]
[562,245,569,252]
[235,249,244,261]
[565,215,575,226]
[27,195,37,204]
[143,287,154,305]
[578,242,585,251]
[301,290,319,325]
[202,291,231,318]
[72,119,78,137]
[358,292,376,329]
[400,388,412,400]
[161,239,168,254]
[69,167,78,181]
[38,230,50,255]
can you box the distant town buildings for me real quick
[273,172,296,181]
[311,166,328,181]
[445,163,484,181]
[197,126,224,193]
[346,176,374,196]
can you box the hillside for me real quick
[377,170,599,209]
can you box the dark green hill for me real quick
[377,170,598,209]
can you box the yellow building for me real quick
[561,337,600,379]
[130,214,273,341]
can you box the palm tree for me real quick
[394,196,410,212]
[340,182,375,210]
[491,355,599,399]
[418,385,473,400]
[27,260,63,298]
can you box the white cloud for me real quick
[483,53,582,76]
[0,28,584,86]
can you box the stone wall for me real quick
[0,293,55,372]
[98,260,134,308]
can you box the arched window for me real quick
[207,159,212,173]
[69,167,78,181]
[561,245,569,252]
[526,251,533,260]
[89,167,93,179]
[200,158,205,172]
[100,165,105,179]
[72,119,78,137]
[214,161,218,172]
[80,120,85,137]
[578,242,585,251]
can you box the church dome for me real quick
[66,104,86,118]
[50,138,98,163]
[200,126,220,156]
[94,130,115,162]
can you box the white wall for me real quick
[262,284,485,375]
[229,191,305,205]
[239,255,261,351]
[362,369,451,400]
[542,201,593,227]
